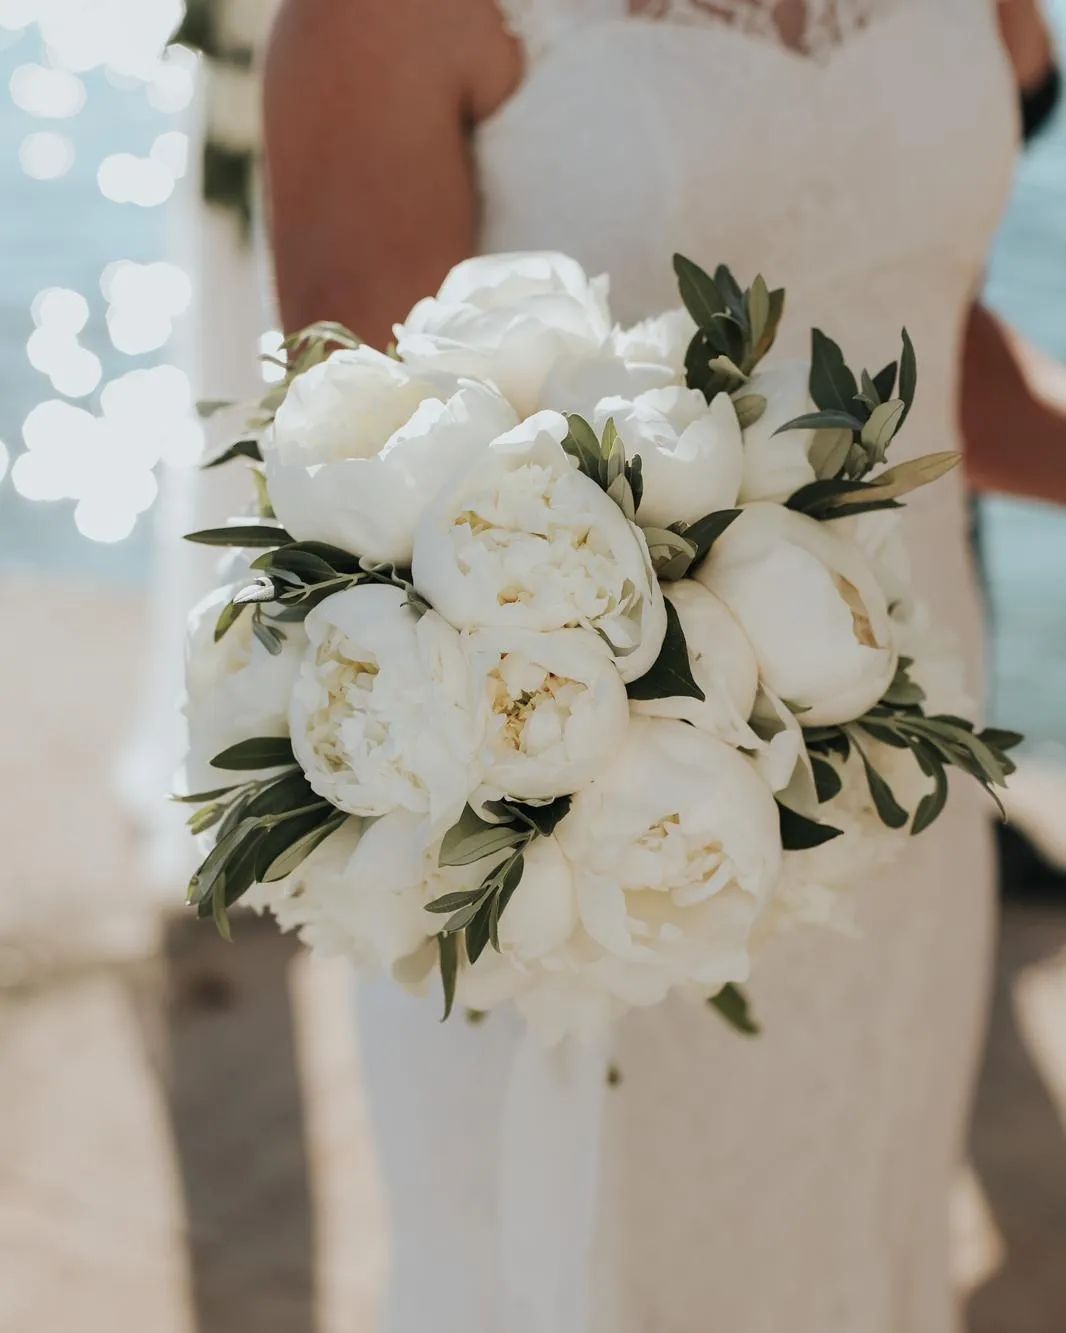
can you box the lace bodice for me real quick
[500,0,907,58]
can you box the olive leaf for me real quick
[210,736,297,771]
[803,657,1022,836]
[872,360,898,404]
[438,805,529,868]
[808,429,854,481]
[428,797,573,991]
[732,393,767,429]
[898,328,917,428]
[674,253,727,327]
[643,526,698,580]
[214,598,248,642]
[676,255,785,397]
[708,984,760,1036]
[438,933,459,1022]
[849,733,910,829]
[860,399,905,461]
[809,329,858,414]
[775,409,866,435]
[787,452,959,520]
[185,524,293,548]
[203,438,262,468]
[259,811,348,882]
[676,508,742,569]
[778,802,844,850]
[626,599,706,704]
[561,414,642,517]
[857,451,960,503]
[810,756,843,804]
[251,617,286,656]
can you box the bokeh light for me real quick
[4,1,213,545]
[146,45,197,114]
[97,150,175,206]
[150,128,188,178]
[9,61,86,117]
[6,0,184,80]
[27,286,102,397]
[102,259,192,354]
[20,129,74,179]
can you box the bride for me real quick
[260,2,1064,1329]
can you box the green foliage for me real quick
[203,438,262,469]
[561,415,643,519]
[804,660,1022,836]
[625,599,706,704]
[785,452,960,521]
[674,255,786,399]
[426,797,572,1013]
[182,752,348,936]
[772,327,920,498]
[777,803,843,850]
[185,524,293,548]
[189,533,429,651]
[643,509,741,584]
[708,984,760,1036]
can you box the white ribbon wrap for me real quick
[499,1032,610,1333]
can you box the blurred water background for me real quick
[0,0,1063,751]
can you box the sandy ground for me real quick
[2,572,1065,1333]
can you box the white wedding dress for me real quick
[354,2,1019,1330]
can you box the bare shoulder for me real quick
[267,0,521,122]
[264,0,522,340]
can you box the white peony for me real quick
[181,582,306,792]
[288,585,477,832]
[394,252,613,416]
[555,718,782,1001]
[538,349,675,421]
[631,580,759,746]
[263,346,517,565]
[537,308,696,421]
[412,411,667,683]
[464,626,629,802]
[593,387,743,528]
[737,360,818,503]
[697,502,898,726]
[835,509,972,716]
[612,307,695,380]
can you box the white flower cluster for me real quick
[181,251,988,1043]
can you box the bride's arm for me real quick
[997,0,1055,92]
[963,0,1064,506]
[963,305,1066,506]
[262,0,520,346]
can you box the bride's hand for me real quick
[963,303,1066,507]
[997,0,1056,95]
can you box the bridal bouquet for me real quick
[178,252,1019,1042]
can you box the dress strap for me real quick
[496,0,626,61]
